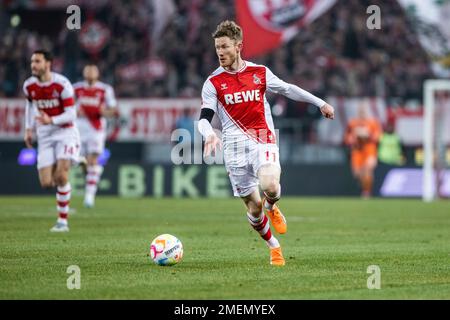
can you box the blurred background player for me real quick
[74,64,118,208]
[198,21,335,266]
[344,104,382,198]
[378,120,405,166]
[23,50,80,232]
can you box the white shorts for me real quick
[36,126,81,170]
[77,118,106,156]
[224,140,281,197]
[80,132,105,156]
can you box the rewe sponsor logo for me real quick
[224,90,261,105]
[79,96,101,106]
[36,99,60,109]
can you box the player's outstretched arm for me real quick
[281,82,335,120]
[266,67,334,119]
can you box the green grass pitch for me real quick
[0,196,449,299]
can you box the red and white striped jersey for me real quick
[73,81,117,131]
[201,61,325,145]
[23,72,75,131]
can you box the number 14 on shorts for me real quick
[64,144,79,155]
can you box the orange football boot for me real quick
[264,199,287,234]
[270,247,285,266]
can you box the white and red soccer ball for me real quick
[150,234,183,266]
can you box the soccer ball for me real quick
[149,234,183,266]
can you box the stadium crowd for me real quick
[0,0,433,103]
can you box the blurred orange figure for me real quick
[345,104,382,198]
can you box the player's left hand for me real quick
[204,133,222,157]
[101,105,120,118]
[35,111,52,125]
[320,103,335,119]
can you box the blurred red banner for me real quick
[236,0,337,58]
[0,98,199,142]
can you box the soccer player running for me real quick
[23,50,80,232]
[198,21,335,266]
[74,64,118,208]
[344,103,382,198]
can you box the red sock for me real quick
[247,211,280,248]
[57,183,71,222]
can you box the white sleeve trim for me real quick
[201,79,218,112]
[60,77,74,100]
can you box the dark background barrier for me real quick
[0,160,400,197]
[1,141,429,197]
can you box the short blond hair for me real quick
[212,20,243,41]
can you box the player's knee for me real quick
[249,206,262,217]
[247,201,263,216]
[40,180,53,189]
[258,165,280,193]
[53,171,68,186]
[87,156,99,166]
[260,178,279,195]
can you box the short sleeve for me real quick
[201,79,218,113]
[60,77,75,107]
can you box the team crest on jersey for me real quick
[253,74,261,85]
[221,83,228,90]
[31,91,35,97]
[52,89,59,97]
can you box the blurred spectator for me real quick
[0,0,435,144]
[378,122,405,165]
[0,0,433,100]
[175,107,195,143]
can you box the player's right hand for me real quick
[204,134,222,157]
[24,129,33,148]
[320,103,335,119]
